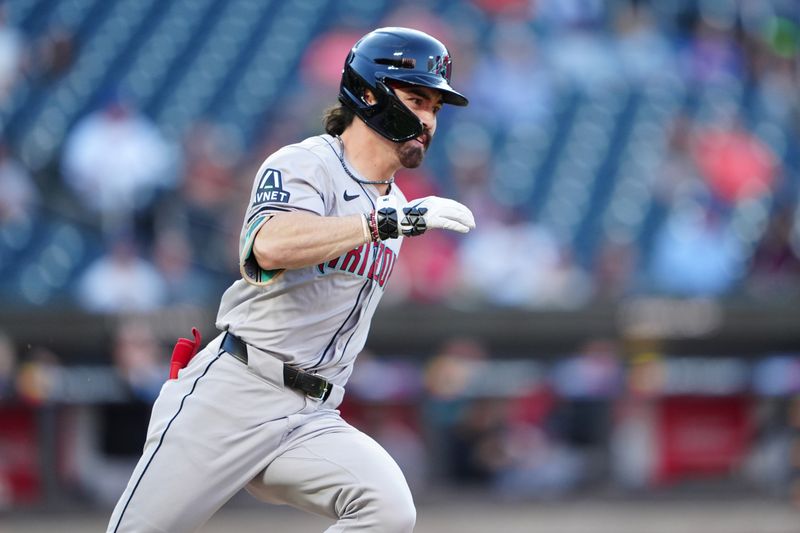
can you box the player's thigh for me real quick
[109,352,303,532]
[248,421,415,523]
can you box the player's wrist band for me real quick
[360,213,372,244]
[367,211,381,242]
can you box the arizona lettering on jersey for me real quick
[217,134,407,379]
[317,241,398,288]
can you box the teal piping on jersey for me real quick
[240,213,283,286]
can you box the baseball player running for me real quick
[107,27,474,532]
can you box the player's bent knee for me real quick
[380,499,416,532]
[338,483,416,532]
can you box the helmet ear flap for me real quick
[340,66,379,117]
[340,68,423,142]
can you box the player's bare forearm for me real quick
[253,211,369,271]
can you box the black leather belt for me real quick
[221,331,332,401]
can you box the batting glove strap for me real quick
[373,194,475,240]
[376,205,399,240]
[373,195,399,240]
[401,206,428,236]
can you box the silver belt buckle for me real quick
[309,378,331,400]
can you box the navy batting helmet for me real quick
[339,27,468,143]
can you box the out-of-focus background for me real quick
[1,0,800,531]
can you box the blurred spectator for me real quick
[0,331,17,401]
[300,29,366,91]
[535,0,605,30]
[492,419,587,500]
[387,229,460,304]
[0,141,38,223]
[647,191,745,296]
[449,396,510,484]
[0,3,25,104]
[466,20,555,127]
[72,318,164,505]
[678,7,744,85]
[648,114,750,296]
[424,337,488,403]
[61,93,177,236]
[32,24,76,81]
[743,395,794,494]
[348,350,422,403]
[420,338,587,496]
[744,15,800,123]
[490,340,623,496]
[537,0,619,88]
[152,226,217,306]
[384,170,461,304]
[380,3,453,46]
[549,340,620,455]
[441,121,512,228]
[76,235,166,313]
[613,1,677,83]
[14,347,62,406]
[610,394,659,489]
[591,239,638,301]
[655,114,703,202]
[423,338,489,479]
[170,120,242,272]
[745,201,800,302]
[346,351,429,492]
[470,0,530,18]
[692,123,778,204]
[551,339,622,400]
[109,318,164,402]
[0,401,39,508]
[447,386,587,497]
[358,403,429,493]
[456,216,591,308]
[0,0,798,315]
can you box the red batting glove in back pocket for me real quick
[169,327,202,380]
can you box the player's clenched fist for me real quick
[369,194,476,240]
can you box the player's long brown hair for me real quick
[323,104,355,136]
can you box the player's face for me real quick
[392,86,443,169]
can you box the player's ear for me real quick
[363,89,377,105]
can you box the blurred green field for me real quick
[3,498,798,533]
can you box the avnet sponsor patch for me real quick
[253,168,290,204]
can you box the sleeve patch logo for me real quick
[253,168,290,204]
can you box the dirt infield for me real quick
[3,498,798,533]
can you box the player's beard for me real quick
[396,135,429,169]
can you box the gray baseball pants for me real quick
[106,334,415,532]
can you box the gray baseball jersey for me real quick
[107,134,417,533]
[215,134,405,387]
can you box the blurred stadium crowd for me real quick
[0,0,799,311]
[1,0,800,514]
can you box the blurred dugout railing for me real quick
[0,301,798,508]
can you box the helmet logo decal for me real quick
[428,54,451,80]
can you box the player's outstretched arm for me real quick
[254,212,370,271]
[373,195,476,240]
[253,196,475,271]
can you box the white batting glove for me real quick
[373,195,476,240]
